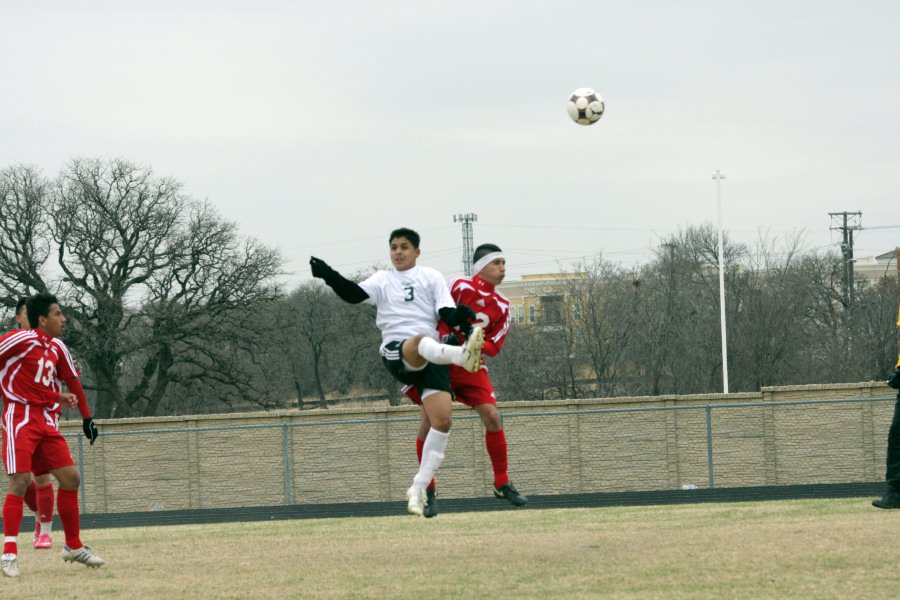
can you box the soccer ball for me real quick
[566,88,604,126]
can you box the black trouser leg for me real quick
[886,392,900,491]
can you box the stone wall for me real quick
[59,382,896,513]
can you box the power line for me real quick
[829,211,862,307]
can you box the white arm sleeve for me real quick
[358,271,383,306]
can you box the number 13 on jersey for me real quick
[34,357,57,387]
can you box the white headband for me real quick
[473,251,504,275]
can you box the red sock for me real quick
[23,480,37,513]
[36,483,54,523]
[3,494,24,555]
[485,429,510,488]
[56,489,82,550]
[415,437,436,490]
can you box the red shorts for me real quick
[2,402,74,476]
[404,365,496,408]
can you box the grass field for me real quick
[3,497,898,599]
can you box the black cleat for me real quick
[872,488,900,509]
[493,482,528,506]
[423,488,438,518]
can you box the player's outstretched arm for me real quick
[310,256,369,304]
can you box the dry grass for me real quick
[3,498,899,599]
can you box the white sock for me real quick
[40,521,52,535]
[417,337,463,365]
[413,428,449,488]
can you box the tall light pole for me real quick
[454,213,477,276]
[712,170,729,394]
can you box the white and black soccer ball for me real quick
[566,88,605,126]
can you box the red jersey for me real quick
[0,328,77,410]
[441,275,511,358]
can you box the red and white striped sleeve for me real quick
[0,329,35,362]
[52,338,81,379]
[482,293,511,357]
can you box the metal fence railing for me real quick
[64,393,898,512]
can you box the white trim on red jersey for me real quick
[51,337,80,379]
[447,275,511,355]
[0,331,43,405]
[0,329,68,409]
[0,329,36,356]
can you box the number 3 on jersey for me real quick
[403,286,414,302]
[34,357,56,387]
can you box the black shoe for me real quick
[872,488,900,509]
[423,488,438,518]
[493,482,528,506]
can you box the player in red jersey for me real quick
[405,244,528,517]
[11,298,99,551]
[1,293,103,578]
[13,297,58,550]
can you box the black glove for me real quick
[82,418,99,445]
[441,332,461,346]
[442,305,476,327]
[888,367,900,390]
[458,320,474,337]
[309,256,336,280]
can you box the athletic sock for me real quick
[56,489,82,550]
[417,337,463,365]
[23,481,37,513]
[485,429,510,488]
[413,428,449,489]
[2,494,23,555]
[36,483,54,529]
[415,437,436,490]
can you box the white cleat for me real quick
[1,553,19,578]
[61,544,105,568]
[406,485,427,516]
[459,327,484,373]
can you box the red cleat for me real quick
[33,533,52,549]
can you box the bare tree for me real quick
[276,282,378,407]
[0,159,282,417]
[723,233,814,390]
[557,259,643,397]
[490,323,568,401]
[0,165,53,302]
[845,275,900,382]
[621,226,746,395]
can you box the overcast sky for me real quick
[2,1,898,286]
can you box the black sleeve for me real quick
[325,274,369,304]
[310,256,369,304]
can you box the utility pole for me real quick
[454,213,477,276]
[712,170,729,394]
[829,211,862,307]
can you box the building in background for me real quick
[498,272,586,326]
[852,248,899,285]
